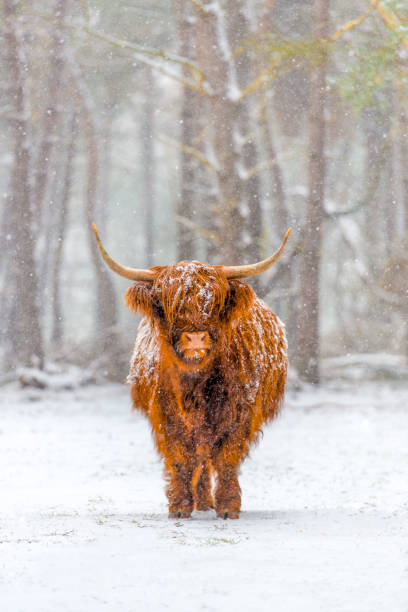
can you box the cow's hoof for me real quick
[169,511,192,519]
[216,512,239,520]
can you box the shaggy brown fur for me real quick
[126,261,288,519]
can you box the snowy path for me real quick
[0,381,407,612]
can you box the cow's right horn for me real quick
[91,223,155,281]
[221,227,292,279]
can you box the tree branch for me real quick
[75,0,91,25]
[244,149,297,180]
[175,215,220,244]
[339,222,403,307]
[187,0,210,14]
[331,12,373,41]
[242,11,371,99]
[324,200,368,219]
[24,10,207,91]
[158,134,218,172]
[370,0,408,51]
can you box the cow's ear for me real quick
[125,282,153,316]
[125,283,165,321]
[221,280,255,320]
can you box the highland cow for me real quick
[92,224,291,519]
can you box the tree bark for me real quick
[229,0,262,264]
[2,0,44,369]
[51,111,77,346]
[99,98,114,236]
[196,1,250,265]
[397,95,408,234]
[396,92,408,359]
[140,65,156,268]
[68,58,119,351]
[362,107,387,275]
[229,0,263,294]
[82,106,118,345]
[295,0,329,384]
[33,0,66,221]
[175,0,200,262]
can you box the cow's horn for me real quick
[91,223,155,281]
[221,227,292,279]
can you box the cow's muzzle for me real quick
[177,331,211,362]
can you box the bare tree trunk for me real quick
[82,106,118,344]
[99,99,114,235]
[51,111,77,346]
[362,108,387,274]
[37,35,69,326]
[2,0,44,369]
[229,0,263,292]
[257,0,284,225]
[295,0,329,384]
[396,93,408,360]
[140,65,156,267]
[385,91,399,250]
[68,57,118,352]
[259,93,294,299]
[196,2,248,264]
[229,0,262,261]
[33,0,66,220]
[34,0,68,345]
[397,95,408,234]
[263,95,289,236]
[175,0,200,262]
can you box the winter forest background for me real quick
[1,0,408,384]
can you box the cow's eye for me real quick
[208,330,218,342]
[152,298,165,320]
[220,289,236,319]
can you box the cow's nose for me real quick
[182,331,211,350]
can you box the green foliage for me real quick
[384,0,408,22]
[335,36,406,113]
[250,16,408,115]
[249,33,329,71]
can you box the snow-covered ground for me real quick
[1,377,407,612]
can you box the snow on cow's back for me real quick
[228,295,288,413]
[127,317,161,409]
[128,294,287,383]
[256,296,288,370]
[232,296,287,371]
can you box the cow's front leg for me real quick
[165,461,194,518]
[212,457,241,519]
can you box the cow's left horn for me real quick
[221,227,292,279]
[91,223,155,281]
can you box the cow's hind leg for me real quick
[194,461,214,511]
[212,457,241,519]
[165,462,194,519]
